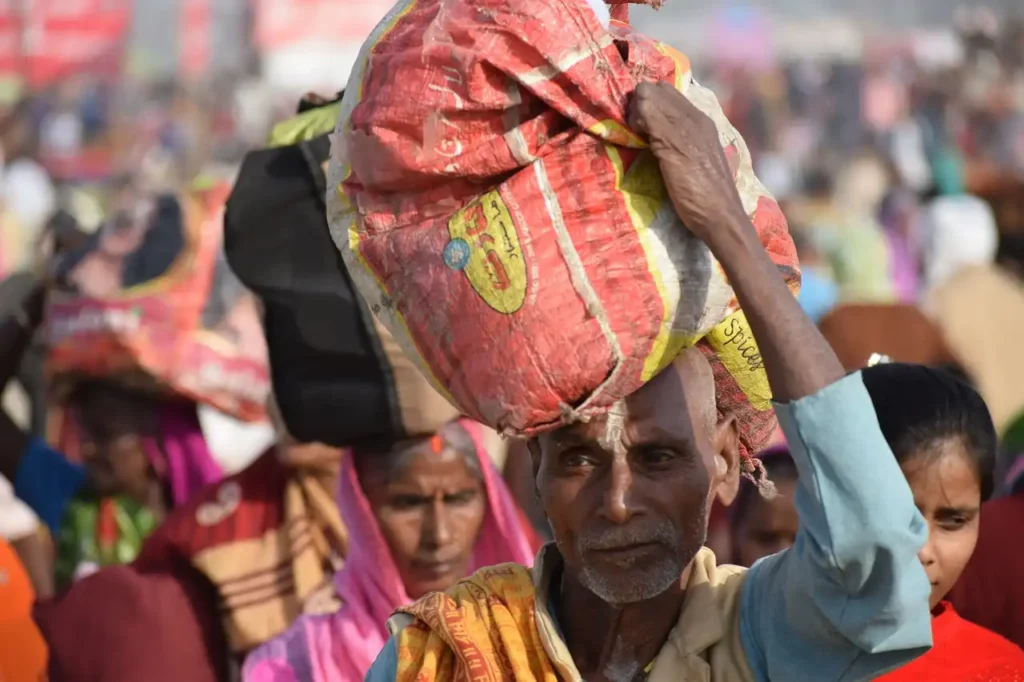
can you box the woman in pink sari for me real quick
[243,418,540,682]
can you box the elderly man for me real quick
[364,83,933,682]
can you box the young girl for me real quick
[861,362,1024,679]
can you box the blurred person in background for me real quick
[0,100,56,261]
[0,210,89,442]
[789,157,896,305]
[34,411,347,682]
[922,189,1024,437]
[950,450,1024,650]
[879,187,924,304]
[0,538,49,682]
[0,277,224,589]
[730,445,800,569]
[789,228,838,323]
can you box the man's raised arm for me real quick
[630,80,933,682]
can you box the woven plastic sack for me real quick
[328,0,799,453]
[46,186,270,421]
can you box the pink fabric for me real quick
[243,418,540,682]
[142,403,223,508]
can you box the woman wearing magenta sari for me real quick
[243,419,540,682]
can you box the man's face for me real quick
[534,348,740,604]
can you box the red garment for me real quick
[880,602,1024,681]
[33,450,310,682]
[949,494,1024,649]
[34,564,226,682]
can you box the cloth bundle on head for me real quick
[926,247,1024,433]
[818,304,959,372]
[328,0,798,461]
[922,194,998,292]
[45,185,271,422]
[243,418,541,682]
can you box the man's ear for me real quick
[712,413,741,507]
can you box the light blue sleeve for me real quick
[364,636,399,682]
[13,437,86,536]
[739,372,933,682]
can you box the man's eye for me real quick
[640,448,677,466]
[561,450,596,469]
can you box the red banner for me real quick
[253,0,393,49]
[0,0,131,88]
[180,0,211,79]
[0,1,20,77]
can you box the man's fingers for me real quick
[627,81,660,136]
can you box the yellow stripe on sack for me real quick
[705,310,773,412]
[654,43,692,92]
[604,145,689,381]
[589,119,645,148]
[338,167,458,409]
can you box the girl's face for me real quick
[901,438,983,610]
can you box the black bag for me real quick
[224,123,459,447]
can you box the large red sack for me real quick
[328,0,798,454]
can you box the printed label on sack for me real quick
[706,310,772,412]
[445,190,527,314]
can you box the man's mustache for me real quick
[577,522,678,551]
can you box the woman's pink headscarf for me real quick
[242,419,540,682]
[142,402,223,507]
[63,398,221,508]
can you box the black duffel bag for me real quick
[223,96,459,447]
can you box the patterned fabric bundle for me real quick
[136,447,347,656]
[46,185,270,422]
[328,0,798,458]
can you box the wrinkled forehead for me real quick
[540,347,716,449]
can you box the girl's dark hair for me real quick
[733,447,799,526]
[862,363,997,501]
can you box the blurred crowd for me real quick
[1,4,1024,682]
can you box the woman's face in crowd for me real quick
[362,442,486,599]
[900,438,983,610]
[733,477,799,568]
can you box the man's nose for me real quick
[599,456,637,525]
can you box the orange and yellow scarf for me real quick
[395,563,559,682]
